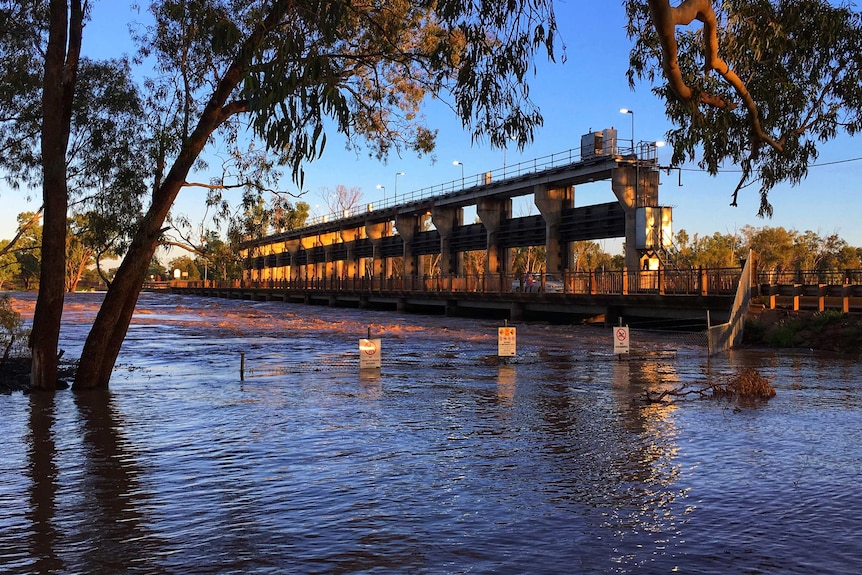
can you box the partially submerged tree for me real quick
[29,0,84,389]
[626,0,862,215]
[2,0,148,387]
[74,0,560,388]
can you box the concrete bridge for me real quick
[161,136,862,328]
[169,268,741,328]
[239,134,672,288]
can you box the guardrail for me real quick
[170,268,745,297]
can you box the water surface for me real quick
[1,292,860,574]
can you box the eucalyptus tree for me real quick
[626,0,862,216]
[74,0,560,388]
[1,0,148,387]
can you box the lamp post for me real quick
[619,108,634,155]
[376,184,386,205]
[453,160,464,187]
[394,171,405,203]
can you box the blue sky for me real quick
[2,1,860,255]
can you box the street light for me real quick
[453,160,464,187]
[394,171,405,203]
[376,184,386,204]
[619,108,634,155]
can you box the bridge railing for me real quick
[302,146,593,226]
[177,268,750,297]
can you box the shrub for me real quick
[0,295,29,364]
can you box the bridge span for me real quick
[237,137,674,294]
[169,268,742,328]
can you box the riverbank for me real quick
[0,357,74,394]
[744,307,862,358]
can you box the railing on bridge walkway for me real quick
[301,145,603,225]
[167,268,746,298]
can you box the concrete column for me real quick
[366,221,391,279]
[476,197,512,275]
[395,212,427,278]
[534,184,574,274]
[285,239,300,282]
[612,165,639,271]
[299,236,316,283]
[612,164,659,270]
[340,229,358,281]
[431,205,463,276]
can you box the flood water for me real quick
[1,291,861,574]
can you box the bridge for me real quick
[238,132,674,285]
[162,134,862,328]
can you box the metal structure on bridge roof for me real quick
[240,130,672,282]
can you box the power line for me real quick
[673,155,862,174]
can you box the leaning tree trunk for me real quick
[73,105,231,389]
[30,0,83,390]
[71,3,284,389]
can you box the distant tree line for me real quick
[4,216,861,291]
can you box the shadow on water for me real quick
[26,393,63,573]
[23,391,167,575]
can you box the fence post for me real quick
[622,268,629,295]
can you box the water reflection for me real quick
[27,392,63,573]
[70,390,162,574]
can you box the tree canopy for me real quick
[626,0,862,216]
[72,0,562,388]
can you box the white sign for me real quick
[613,326,630,355]
[498,327,517,357]
[359,338,381,370]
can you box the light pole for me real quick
[376,184,386,205]
[453,160,464,187]
[394,171,405,203]
[619,108,634,155]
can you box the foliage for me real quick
[198,233,242,280]
[0,294,29,362]
[168,255,202,280]
[667,225,861,273]
[0,247,20,289]
[625,0,862,216]
[511,245,545,274]
[745,309,862,355]
[712,368,776,404]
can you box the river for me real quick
[1,291,860,574]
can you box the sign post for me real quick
[613,325,630,356]
[498,322,517,358]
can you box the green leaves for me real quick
[626,0,862,215]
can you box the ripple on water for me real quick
[1,292,861,573]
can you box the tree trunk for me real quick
[30,0,82,390]
[72,3,285,389]
[73,109,229,389]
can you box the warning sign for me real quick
[613,326,630,355]
[359,338,381,369]
[498,326,517,357]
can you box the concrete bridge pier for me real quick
[477,197,512,275]
[285,240,300,282]
[611,164,659,270]
[534,184,574,273]
[366,221,390,280]
[432,205,464,276]
[340,229,358,281]
[396,212,428,279]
